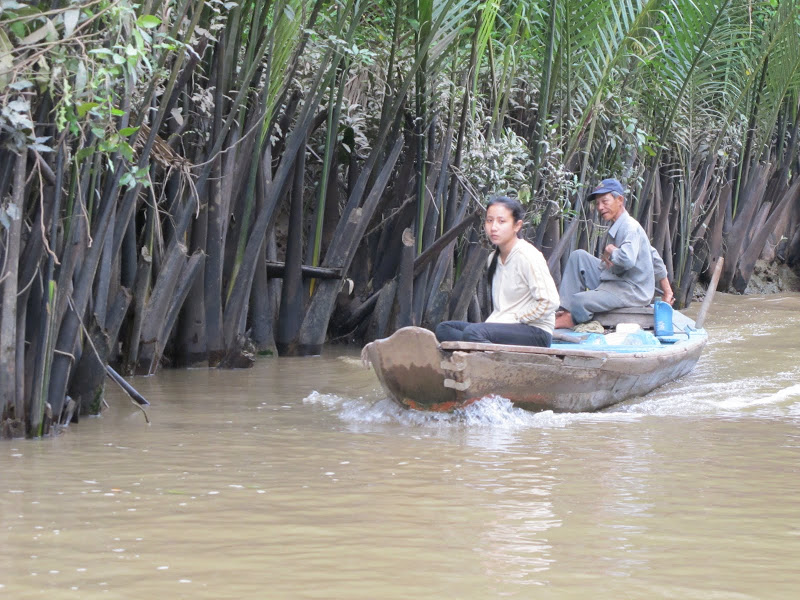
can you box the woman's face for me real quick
[485,203,522,249]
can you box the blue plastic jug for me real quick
[653,300,673,337]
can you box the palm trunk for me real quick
[276,142,307,355]
[297,136,405,354]
[248,147,277,355]
[394,229,416,329]
[0,151,26,432]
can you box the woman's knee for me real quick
[435,320,466,342]
[461,324,488,343]
[434,322,451,341]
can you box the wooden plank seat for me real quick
[592,306,654,329]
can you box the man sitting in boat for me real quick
[435,196,560,346]
[554,178,674,330]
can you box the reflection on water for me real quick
[2,293,800,599]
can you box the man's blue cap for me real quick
[588,178,625,200]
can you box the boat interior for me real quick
[439,305,703,356]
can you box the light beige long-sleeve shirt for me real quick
[487,238,560,334]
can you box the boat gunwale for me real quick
[439,332,706,360]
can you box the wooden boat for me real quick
[361,307,708,413]
[362,259,723,413]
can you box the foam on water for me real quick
[302,391,345,409]
[715,382,800,410]
[306,374,800,427]
[617,377,800,418]
[305,391,642,429]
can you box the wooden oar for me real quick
[694,257,724,329]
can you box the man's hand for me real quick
[601,243,617,268]
[659,277,674,305]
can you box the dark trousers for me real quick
[435,321,552,347]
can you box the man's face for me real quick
[595,193,625,222]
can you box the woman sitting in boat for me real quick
[435,196,560,347]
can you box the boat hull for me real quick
[362,325,706,412]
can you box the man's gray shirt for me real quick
[599,210,668,305]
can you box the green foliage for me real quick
[462,120,532,199]
[0,0,174,169]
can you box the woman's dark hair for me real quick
[486,195,525,223]
[485,195,525,309]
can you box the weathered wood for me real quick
[721,162,771,289]
[204,54,240,365]
[147,251,205,375]
[0,151,25,423]
[48,151,126,419]
[363,319,706,413]
[338,290,381,334]
[422,240,455,329]
[250,144,281,356]
[135,243,188,374]
[106,366,149,406]
[787,226,800,269]
[104,288,133,358]
[177,176,210,367]
[412,266,430,327]
[547,216,580,273]
[69,288,131,415]
[423,271,453,330]
[276,143,307,356]
[122,250,152,375]
[448,242,489,322]
[467,293,482,323]
[297,135,405,354]
[708,182,731,264]
[221,76,329,349]
[366,280,397,344]
[371,197,415,291]
[733,177,800,292]
[249,145,277,355]
[534,200,558,248]
[695,257,723,329]
[677,245,695,308]
[27,141,66,434]
[94,202,116,329]
[265,262,342,279]
[394,228,415,329]
[412,210,480,276]
[689,156,718,228]
[249,239,276,354]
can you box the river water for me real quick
[2,293,800,599]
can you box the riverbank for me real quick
[743,259,800,294]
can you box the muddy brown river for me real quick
[2,293,800,599]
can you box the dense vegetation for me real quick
[2,0,800,437]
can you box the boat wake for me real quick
[304,391,642,429]
[714,382,800,410]
[305,377,800,427]
[616,379,800,417]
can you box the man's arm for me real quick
[606,237,640,272]
[659,276,674,305]
[650,246,673,304]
